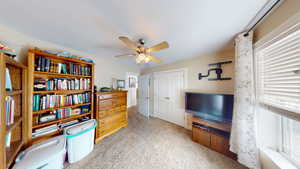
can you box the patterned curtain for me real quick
[230,31,260,169]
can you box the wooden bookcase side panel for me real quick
[0,53,27,169]
[0,54,7,169]
[27,52,35,142]
[27,50,95,143]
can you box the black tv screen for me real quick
[185,92,234,123]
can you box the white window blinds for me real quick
[256,28,300,114]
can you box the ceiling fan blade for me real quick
[119,36,139,51]
[147,55,162,64]
[114,54,136,58]
[146,41,169,53]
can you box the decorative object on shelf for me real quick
[0,43,16,58]
[198,61,232,81]
[39,47,95,63]
[100,87,112,92]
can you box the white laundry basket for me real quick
[13,135,66,169]
[64,119,97,163]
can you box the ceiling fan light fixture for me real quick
[144,56,150,63]
[136,53,147,64]
[117,36,168,64]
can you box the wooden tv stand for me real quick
[192,115,237,159]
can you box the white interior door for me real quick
[138,75,150,118]
[154,70,185,127]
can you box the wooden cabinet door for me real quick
[192,126,210,147]
[210,132,236,159]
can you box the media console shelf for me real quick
[192,115,237,159]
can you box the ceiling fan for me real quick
[115,36,169,64]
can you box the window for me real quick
[256,28,300,114]
[255,16,300,168]
[281,117,300,167]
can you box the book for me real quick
[5,96,15,125]
[5,132,11,148]
[60,120,79,128]
[34,124,58,133]
[5,68,12,91]
[32,128,58,138]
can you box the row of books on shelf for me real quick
[34,78,91,91]
[32,114,91,138]
[35,105,90,124]
[32,92,91,111]
[35,56,92,76]
[5,96,15,125]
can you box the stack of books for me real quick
[32,92,91,111]
[35,56,67,74]
[32,124,59,138]
[5,96,15,125]
[69,63,91,76]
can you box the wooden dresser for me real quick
[94,91,128,143]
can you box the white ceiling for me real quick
[0,0,268,66]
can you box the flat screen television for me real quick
[185,92,234,123]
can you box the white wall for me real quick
[141,50,235,129]
[0,24,140,88]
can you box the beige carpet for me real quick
[65,107,247,169]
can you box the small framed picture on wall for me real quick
[117,80,125,89]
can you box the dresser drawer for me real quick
[99,112,126,127]
[114,97,126,106]
[99,110,113,118]
[113,92,126,98]
[98,94,113,100]
[98,99,113,111]
[98,121,127,136]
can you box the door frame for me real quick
[153,68,188,127]
[138,74,151,118]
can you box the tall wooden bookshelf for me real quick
[27,49,94,144]
[0,53,27,169]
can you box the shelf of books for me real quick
[0,53,27,169]
[27,49,94,144]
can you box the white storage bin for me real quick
[13,135,66,169]
[64,119,97,163]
